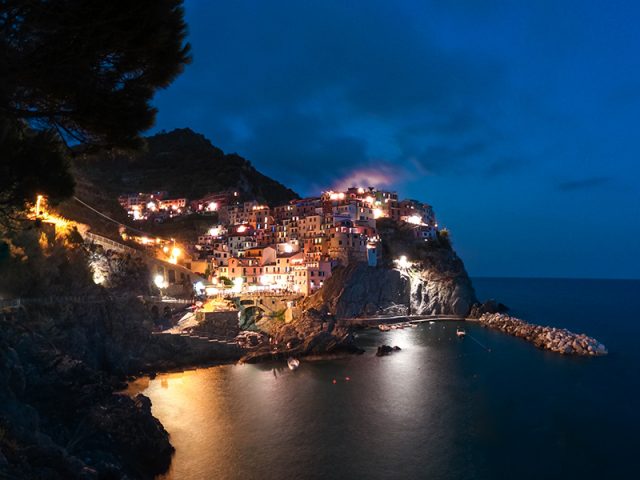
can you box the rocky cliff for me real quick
[240,308,362,363]
[0,297,243,479]
[303,220,477,318]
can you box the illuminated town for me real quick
[118,187,439,297]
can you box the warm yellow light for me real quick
[171,247,181,257]
[406,215,422,225]
[36,195,44,216]
[373,208,384,219]
[154,274,166,289]
[237,225,247,233]
[395,255,412,269]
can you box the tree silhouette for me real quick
[0,0,191,222]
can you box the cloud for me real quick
[558,176,612,192]
[152,0,510,190]
[331,164,403,192]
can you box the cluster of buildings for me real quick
[123,187,438,297]
[118,190,240,222]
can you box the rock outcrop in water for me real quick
[240,308,363,363]
[476,313,608,356]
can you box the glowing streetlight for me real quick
[395,255,412,269]
[233,277,244,293]
[154,274,166,289]
[36,195,44,217]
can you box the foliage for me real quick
[0,226,94,297]
[269,309,287,322]
[88,245,152,295]
[0,121,75,226]
[75,128,299,207]
[218,276,233,287]
[0,0,191,220]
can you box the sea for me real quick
[130,278,640,480]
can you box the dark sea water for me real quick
[133,278,640,480]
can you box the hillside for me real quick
[57,128,299,240]
[73,127,297,202]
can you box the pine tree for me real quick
[0,0,191,222]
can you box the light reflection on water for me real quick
[133,296,640,480]
[135,324,471,480]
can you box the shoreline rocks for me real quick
[477,313,608,356]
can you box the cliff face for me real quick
[404,248,477,316]
[302,263,409,317]
[303,220,477,318]
[303,254,475,318]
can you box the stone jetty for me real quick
[477,313,608,356]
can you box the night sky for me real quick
[151,0,640,279]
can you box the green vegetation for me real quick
[74,128,299,207]
[0,227,93,298]
[267,309,287,322]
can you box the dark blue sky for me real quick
[151,0,640,279]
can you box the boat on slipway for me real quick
[287,357,300,370]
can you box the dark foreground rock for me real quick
[0,298,243,479]
[477,313,608,356]
[468,299,509,318]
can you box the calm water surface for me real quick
[133,278,640,479]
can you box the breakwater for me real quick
[476,313,608,356]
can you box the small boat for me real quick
[287,357,300,370]
[410,323,418,328]
[378,324,391,332]
[429,321,435,325]
[456,328,466,337]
